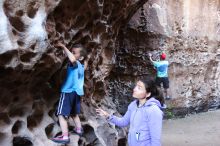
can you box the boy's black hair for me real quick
[71,44,87,59]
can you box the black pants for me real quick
[156,77,169,89]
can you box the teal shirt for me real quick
[153,61,169,77]
[61,61,84,95]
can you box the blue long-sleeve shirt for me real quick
[108,98,163,146]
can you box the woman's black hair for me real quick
[138,76,165,106]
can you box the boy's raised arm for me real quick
[55,42,77,64]
[148,53,155,63]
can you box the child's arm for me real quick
[148,53,155,63]
[96,108,130,127]
[56,42,77,64]
[148,53,159,69]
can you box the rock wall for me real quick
[0,0,147,146]
[108,0,220,116]
[0,0,220,146]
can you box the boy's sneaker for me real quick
[51,135,70,144]
[70,128,84,137]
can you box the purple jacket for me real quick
[108,98,163,146]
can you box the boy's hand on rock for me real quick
[55,42,65,49]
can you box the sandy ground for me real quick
[162,109,220,146]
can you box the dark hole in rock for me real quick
[12,120,25,134]
[0,50,18,66]
[8,16,25,32]
[27,7,38,18]
[15,10,24,17]
[79,115,86,122]
[48,109,55,118]
[27,110,44,130]
[30,43,36,50]
[82,124,98,144]
[118,137,126,146]
[45,123,54,138]
[20,52,36,62]
[13,136,33,146]
[17,40,24,46]
[12,29,18,35]
[27,115,37,130]
[97,56,103,66]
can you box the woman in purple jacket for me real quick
[96,77,165,146]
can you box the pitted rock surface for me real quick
[0,0,220,146]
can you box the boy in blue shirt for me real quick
[51,42,87,144]
[149,52,170,100]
